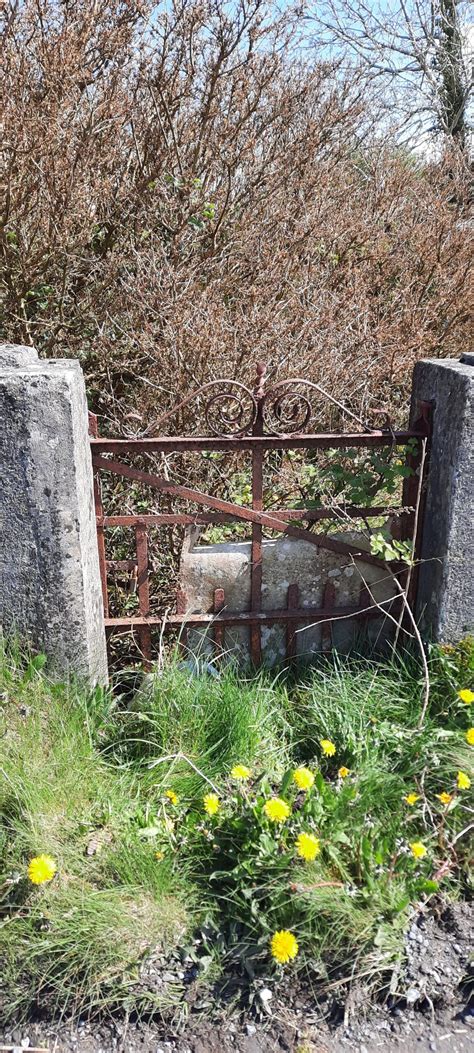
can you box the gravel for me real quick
[1,901,472,1053]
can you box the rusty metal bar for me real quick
[403,400,433,613]
[321,581,336,652]
[176,588,188,653]
[399,404,429,539]
[91,429,424,455]
[135,525,152,667]
[99,507,406,527]
[106,559,138,571]
[104,602,401,629]
[92,455,398,570]
[213,587,225,653]
[286,583,299,658]
[250,363,265,666]
[88,413,109,617]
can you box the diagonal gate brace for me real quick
[92,455,399,572]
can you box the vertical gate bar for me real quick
[88,413,109,618]
[321,580,336,652]
[286,583,299,659]
[250,363,265,667]
[135,525,152,667]
[358,582,372,648]
[176,588,188,654]
[213,587,225,656]
[94,479,110,618]
[250,450,263,666]
[400,400,433,612]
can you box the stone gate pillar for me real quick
[411,354,474,643]
[0,343,108,682]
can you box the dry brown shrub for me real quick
[1,0,472,433]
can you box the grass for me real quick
[0,649,188,1021]
[0,640,472,1022]
[111,661,293,793]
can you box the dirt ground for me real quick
[2,901,472,1053]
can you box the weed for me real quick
[0,639,472,1020]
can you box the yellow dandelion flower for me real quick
[165,789,178,805]
[436,792,453,806]
[410,841,427,859]
[457,771,471,790]
[155,850,164,861]
[466,728,474,746]
[338,766,350,779]
[27,854,56,885]
[458,689,474,704]
[293,767,315,791]
[320,739,336,757]
[295,832,320,861]
[404,793,420,805]
[263,798,290,823]
[270,929,299,964]
[231,764,252,780]
[203,793,220,816]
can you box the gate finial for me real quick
[254,362,266,399]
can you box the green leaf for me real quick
[31,653,47,670]
[393,895,411,912]
[315,772,326,794]
[22,653,47,683]
[414,878,439,895]
[279,768,294,797]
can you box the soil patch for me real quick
[2,901,472,1053]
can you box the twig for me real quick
[296,591,406,633]
[420,766,436,829]
[289,880,344,892]
[390,574,430,727]
[449,821,474,847]
[148,750,221,794]
[350,560,414,638]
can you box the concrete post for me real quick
[411,356,474,643]
[0,344,108,682]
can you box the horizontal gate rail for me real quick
[99,507,407,527]
[104,601,401,629]
[90,429,423,455]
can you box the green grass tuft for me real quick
[110,660,293,796]
[0,639,472,1021]
[0,645,188,1021]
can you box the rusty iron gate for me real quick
[89,364,432,669]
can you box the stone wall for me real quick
[0,344,108,682]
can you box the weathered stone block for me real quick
[411,357,474,642]
[180,529,398,665]
[0,345,108,682]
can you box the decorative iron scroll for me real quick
[263,381,312,434]
[145,365,373,438]
[204,381,257,436]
